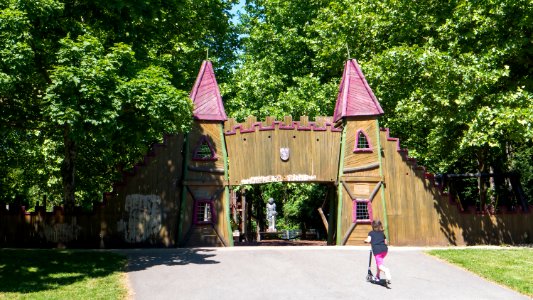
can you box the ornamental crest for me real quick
[280,147,290,161]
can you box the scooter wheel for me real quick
[366,274,372,282]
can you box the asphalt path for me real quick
[119,246,529,300]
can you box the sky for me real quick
[229,0,245,25]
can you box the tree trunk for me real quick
[477,147,488,211]
[62,126,77,212]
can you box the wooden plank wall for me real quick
[0,134,185,248]
[0,208,101,248]
[380,128,533,246]
[101,134,184,247]
[3,116,530,248]
[180,121,230,247]
[224,116,341,185]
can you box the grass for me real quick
[0,249,128,300]
[427,248,533,297]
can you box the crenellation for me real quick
[244,115,257,130]
[224,116,342,135]
[265,116,276,126]
[283,115,293,126]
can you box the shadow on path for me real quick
[121,248,220,272]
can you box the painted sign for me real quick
[241,174,317,184]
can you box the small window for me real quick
[352,199,372,223]
[353,130,373,152]
[192,136,217,161]
[194,200,216,225]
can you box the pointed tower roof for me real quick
[333,59,384,123]
[190,60,227,121]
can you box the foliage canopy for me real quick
[1,0,531,216]
[225,0,533,215]
[0,0,236,208]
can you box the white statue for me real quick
[266,198,277,232]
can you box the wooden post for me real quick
[375,120,389,241]
[231,190,237,223]
[220,124,233,247]
[178,133,190,246]
[241,190,247,241]
[336,121,347,245]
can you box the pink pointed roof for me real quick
[333,59,384,123]
[190,60,227,121]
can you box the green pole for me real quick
[375,119,389,241]
[336,120,347,245]
[220,124,234,246]
[178,133,190,246]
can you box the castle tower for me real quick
[178,60,232,246]
[333,59,388,245]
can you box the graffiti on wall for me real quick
[117,194,162,243]
[42,219,81,243]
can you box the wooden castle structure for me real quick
[1,60,531,248]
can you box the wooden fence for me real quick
[379,128,532,246]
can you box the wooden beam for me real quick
[342,180,357,200]
[211,224,228,247]
[317,207,328,234]
[182,180,229,186]
[368,181,383,202]
[342,223,357,245]
[188,165,225,174]
[343,162,380,173]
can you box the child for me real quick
[364,219,391,283]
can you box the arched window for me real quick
[192,135,217,161]
[353,130,373,152]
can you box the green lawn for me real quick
[0,249,128,300]
[427,248,533,297]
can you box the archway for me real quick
[230,182,337,246]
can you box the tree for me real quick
[222,0,338,121]
[0,0,237,209]
[244,182,327,235]
[225,0,533,205]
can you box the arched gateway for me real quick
[97,59,530,248]
[174,59,390,247]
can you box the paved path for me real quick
[120,246,528,300]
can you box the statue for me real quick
[266,198,277,232]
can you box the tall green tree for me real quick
[225,0,533,205]
[223,0,338,120]
[0,0,237,209]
